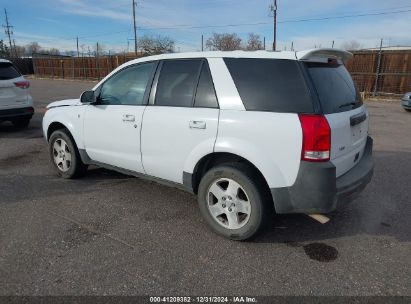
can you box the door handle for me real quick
[122,114,135,122]
[189,120,206,129]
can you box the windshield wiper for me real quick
[338,102,357,109]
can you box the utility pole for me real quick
[76,37,80,57]
[201,35,204,51]
[270,0,277,51]
[291,41,294,51]
[263,37,266,50]
[373,38,383,96]
[332,40,335,48]
[3,9,14,56]
[12,39,17,57]
[132,0,138,55]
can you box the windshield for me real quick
[305,61,362,114]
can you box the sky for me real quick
[1,0,411,54]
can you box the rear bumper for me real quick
[271,136,374,214]
[0,107,34,120]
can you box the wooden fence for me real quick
[32,50,411,95]
[346,50,411,95]
[32,53,142,81]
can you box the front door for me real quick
[83,61,157,173]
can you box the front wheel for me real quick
[197,163,270,241]
[49,129,87,179]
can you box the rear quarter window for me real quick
[0,62,21,80]
[305,61,363,114]
[224,58,314,113]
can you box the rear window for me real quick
[224,58,314,113]
[305,62,362,114]
[0,62,21,80]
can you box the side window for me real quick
[194,63,219,108]
[155,59,202,107]
[224,58,314,113]
[99,62,156,106]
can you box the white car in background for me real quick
[42,49,374,240]
[0,59,33,128]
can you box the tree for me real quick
[65,50,77,57]
[340,40,362,51]
[93,43,106,56]
[206,33,242,51]
[44,48,60,55]
[25,42,41,55]
[246,33,263,51]
[139,35,175,55]
[14,45,26,57]
[0,40,10,57]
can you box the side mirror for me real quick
[80,90,97,104]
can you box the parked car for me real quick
[401,92,411,112]
[42,49,374,240]
[0,59,33,128]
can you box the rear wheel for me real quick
[198,163,270,240]
[11,117,30,128]
[49,129,87,179]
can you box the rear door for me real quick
[305,61,369,177]
[0,62,28,109]
[141,59,219,183]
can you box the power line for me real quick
[135,8,411,30]
[12,7,411,45]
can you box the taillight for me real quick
[14,81,30,89]
[298,114,331,162]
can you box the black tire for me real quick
[197,162,271,241]
[11,117,30,128]
[404,108,411,112]
[49,129,87,179]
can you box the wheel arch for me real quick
[189,152,272,199]
[47,121,68,141]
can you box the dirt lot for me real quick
[0,79,410,296]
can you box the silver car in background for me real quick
[0,59,34,128]
[402,92,411,112]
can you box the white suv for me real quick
[42,49,374,240]
[0,59,33,128]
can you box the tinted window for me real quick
[155,60,202,107]
[194,63,218,108]
[99,62,156,105]
[0,62,21,80]
[224,58,314,113]
[305,62,362,114]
